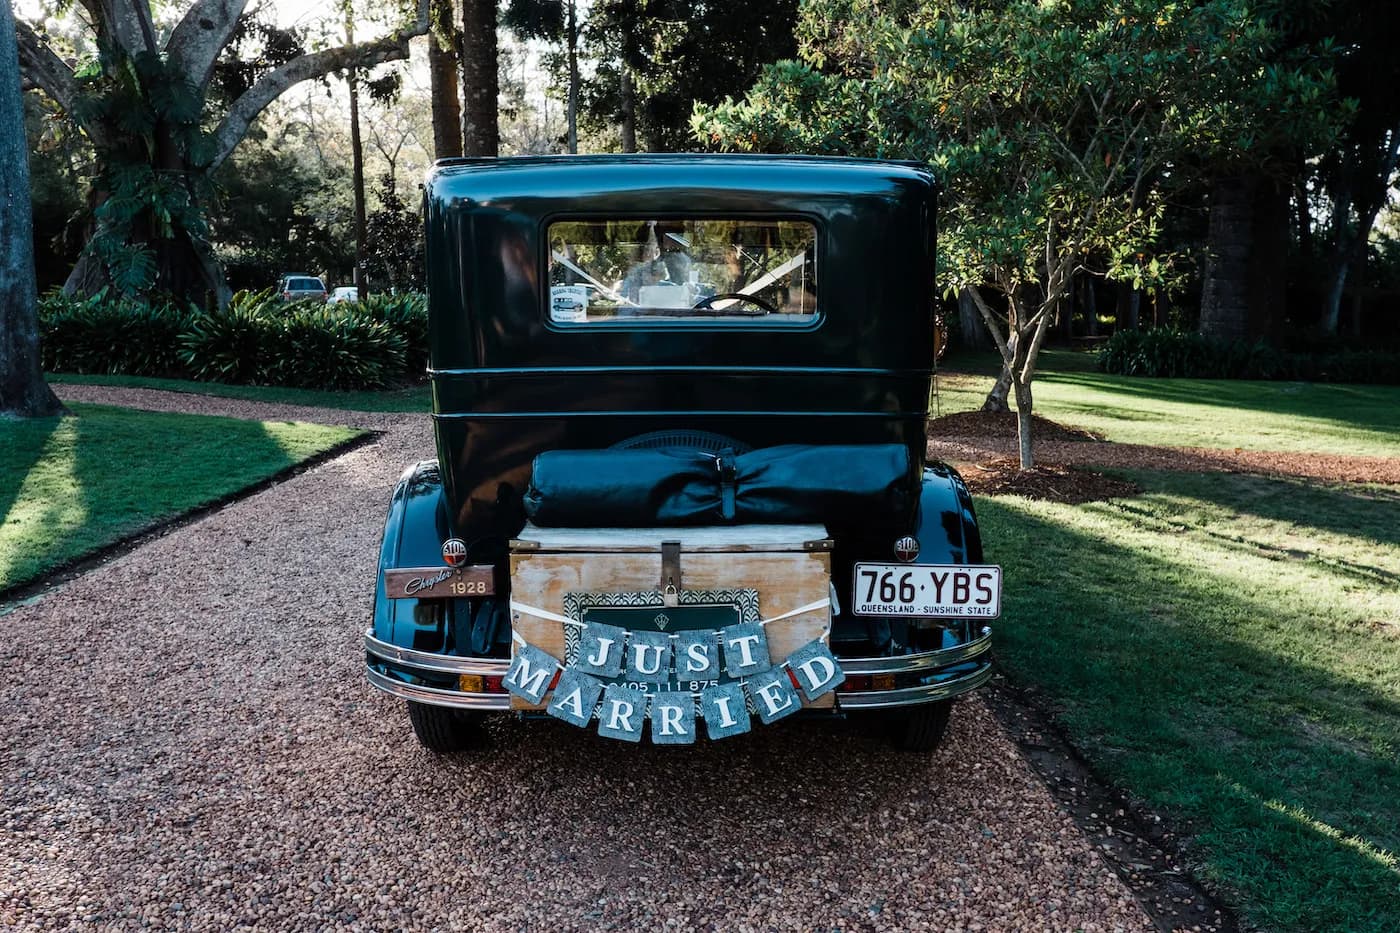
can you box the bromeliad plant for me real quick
[694,0,1338,467]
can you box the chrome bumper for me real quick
[364,626,992,712]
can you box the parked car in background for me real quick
[328,286,359,304]
[278,274,327,302]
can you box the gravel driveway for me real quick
[1,387,1152,931]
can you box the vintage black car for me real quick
[366,154,997,753]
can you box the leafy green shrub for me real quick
[178,295,271,384]
[261,310,407,389]
[45,288,428,391]
[343,292,428,376]
[179,289,410,389]
[1097,329,1400,384]
[38,291,193,377]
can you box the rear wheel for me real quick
[884,700,953,753]
[407,701,481,753]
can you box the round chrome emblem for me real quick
[894,536,920,562]
[441,538,469,567]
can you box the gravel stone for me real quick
[0,386,1155,931]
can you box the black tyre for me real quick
[407,701,480,753]
[884,700,953,753]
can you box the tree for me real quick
[428,0,463,158]
[363,174,424,291]
[2,0,65,418]
[695,0,1334,469]
[584,0,797,152]
[15,0,430,306]
[502,0,574,150]
[1194,1,1346,343]
[1311,1,1400,334]
[461,0,500,155]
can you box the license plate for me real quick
[852,563,1002,617]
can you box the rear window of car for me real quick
[288,277,324,290]
[546,218,818,326]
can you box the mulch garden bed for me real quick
[928,410,1400,504]
[928,410,1102,443]
[959,458,1143,504]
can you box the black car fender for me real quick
[912,461,985,565]
[371,460,478,654]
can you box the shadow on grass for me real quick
[2,405,348,593]
[1114,471,1400,552]
[1040,371,1400,437]
[980,492,1400,932]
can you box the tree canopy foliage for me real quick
[695,0,1338,467]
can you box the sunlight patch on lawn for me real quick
[0,418,88,588]
[0,405,361,593]
[1262,798,1400,876]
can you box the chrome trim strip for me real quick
[364,630,509,676]
[365,668,512,710]
[837,627,992,675]
[836,664,994,709]
[365,628,992,712]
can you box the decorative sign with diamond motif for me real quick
[500,585,845,743]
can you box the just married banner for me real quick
[502,594,845,743]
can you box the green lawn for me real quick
[983,471,1400,932]
[934,350,1400,458]
[46,372,431,412]
[1,403,362,594]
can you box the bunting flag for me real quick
[502,612,847,744]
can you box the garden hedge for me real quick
[38,289,429,390]
[1096,329,1400,384]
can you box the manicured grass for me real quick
[935,350,1400,457]
[982,471,1400,932]
[46,372,431,412]
[0,403,362,593]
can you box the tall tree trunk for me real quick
[460,0,499,157]
[1114,281,1139,331]
[957,287,988,350]
[62,181,228,306]
[1,0,65,417]
[1085,276,1098,336]
[347,18,367,290]
[620,67,636,153]
[1200,173,1288,342]
[428,0,463,160]
[1199,175,1256,342]
[565,0,578,154]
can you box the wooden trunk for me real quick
[508,524,835,711]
